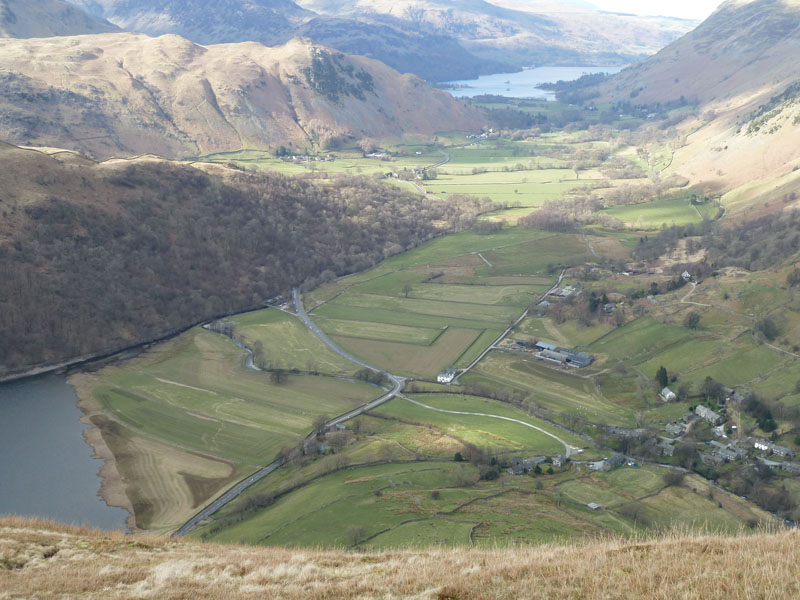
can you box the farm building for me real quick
[534,342,594,368]
[660,387,677,402]
[509,456,547,475]
[534,341,558,352]
[552,455,567,468]
[701,453,725,466]
[695,405,724,426]
[587,502,602,511]
[657,438,675,457]
[437,368,456,383]
[665,423,685,437]
[589,454,626,472]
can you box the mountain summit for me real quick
[0,0,118,37]
[0,33,482,158]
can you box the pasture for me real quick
[308,226,599,379]
[463,351,638,427]
[229,308,358,375]
[76,327,379,530]
[374,393,583,455]
[602,197,718,229]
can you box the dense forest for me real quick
[0,157,473,375]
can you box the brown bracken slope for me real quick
[0,516,798,599]
[0,33,483,159]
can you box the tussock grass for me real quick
[1,517,798,599]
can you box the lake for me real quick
[0,374,129,530]
[443,65,624,100]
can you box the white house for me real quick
[660,387,677,402]
[437,368,456,384]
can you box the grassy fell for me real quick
[1,517,798,599]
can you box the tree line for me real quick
[0,162,471,374]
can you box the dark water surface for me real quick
[0,374,129,529]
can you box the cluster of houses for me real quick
[278,154,334,163]
[655,399,800,472]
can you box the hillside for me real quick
[597,0,800,209]
[1,517,798,599]
[65,0,505,81]
[0,33,482,158]
[66,0,311,44]
[0,0,118,38]
[0,141,473,377]
[295,0,696,67]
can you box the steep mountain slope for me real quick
[0,141,470,377]
[0,33,482,158]
[282,16,510,82]
[295,0,696,66]
[1,517,798,599]
[598,0,800,208]
[0,0,118,37]
[65,0,504,81]
[67,0,311,44]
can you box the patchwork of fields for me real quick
[73,325,378,532]
[308,227,598,379]
[69,129,800,547]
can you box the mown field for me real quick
[72,326,379,532]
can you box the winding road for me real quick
[400,395,577,457]
[174,289,404,537]
[176,265,562,536]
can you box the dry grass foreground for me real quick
[1,517,799,599]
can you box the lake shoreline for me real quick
[441,65,624,99]
[70,373,137,533]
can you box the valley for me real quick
[50,117,800,546]
[5,2,800,595]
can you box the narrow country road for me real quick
[175,266,558,536]
[174,457,286,537]
[680,281,710,307]
[453,268,565,383]
[174,291,405,537]
[400,395,577,457]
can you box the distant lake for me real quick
[0,374,129,530]
[442,66,624,100]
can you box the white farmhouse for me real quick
[437,368,456,384]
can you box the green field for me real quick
[77,327,382,531]
[228,308,358,375]
[90,329,378,467]
[603,197,718,229]
[196,447,769,548]
[308,226,598,379]
[375,394,584,455]
[332,327,484,379]
[463,351,639,427]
